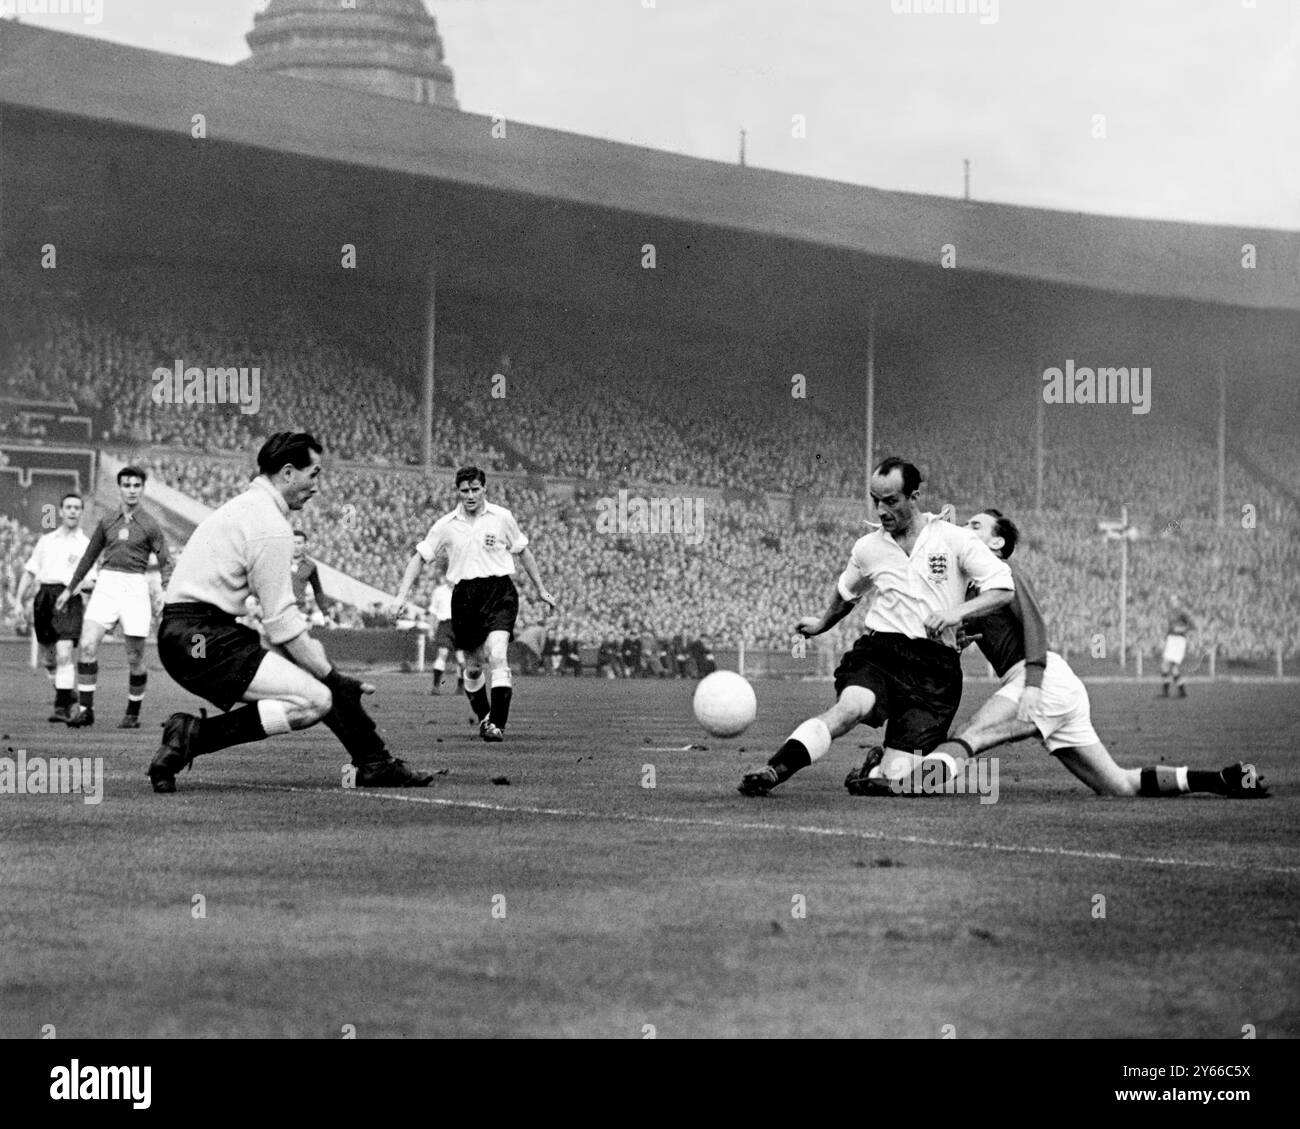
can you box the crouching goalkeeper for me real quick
[148,431,434,793]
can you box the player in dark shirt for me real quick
[872,509,1267,798]
[1160,598,1194,698]
[290,531,331,618]
[56,466,173,729]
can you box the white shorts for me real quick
[994,651,1100,753]
[1162,635,1187,666]
[83,570,153,637]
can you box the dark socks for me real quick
[489,686,512,729]
[192,707,268,756]
[127,672,147,716]
[770,739,812,781]
[466,686,489,721]
[77,660,97,711]
[54,688,73,709]
[1187,769,1225,795]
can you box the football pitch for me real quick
[2,664,1297,1039]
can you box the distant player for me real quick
[901,509,1267,798]
[290,531,331,621]
[150,432,434,793]
[427,568,462,695]
[393,467,557,741]
[56,467,172,729]
[1161,597,1194,698]
[15,494,92,723]
[740,458,1015,796]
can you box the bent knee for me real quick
[836,685,876,721]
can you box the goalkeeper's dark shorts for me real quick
[33,582,83,645]
[158,603,268,711]
[833,631,962,754]
[451,575,518,653]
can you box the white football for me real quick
[693,671,757,737]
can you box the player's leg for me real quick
[431,645,449,693]
[740,684,881,796]
[1172,662,1186,698]
[1054,743,1269,799]
[460,643,490,722]
[69,617,109,726]
[913,692,1040,786]
[482,629,513,739]
[118,635,149,728]
[50,639,77,721]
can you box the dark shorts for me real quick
[33,583,83,645]
[451,575,518,654]
[158,603,268,711]
[432,619,457,651]
[833,631,963,754]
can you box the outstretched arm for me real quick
[393,552,426,614]
[797,586,858,637]
[517,547,557,608]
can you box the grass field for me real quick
[2,660,1297,1039]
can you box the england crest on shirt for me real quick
[928,553,948,580]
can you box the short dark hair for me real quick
[117,466,147,485]
[981,507,1019,559]
[293,529,307,542]
[258,432,323,477]
[60,493,83,507]
[872,456,923,496]
[455,465,486,489]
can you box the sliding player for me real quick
[739,458,1015,796]
[893,509,1267,798]
[16,494,92,722]
[394,467,556,741]
[56,466,171,729]
[149,432,434,793]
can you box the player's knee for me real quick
[837,686,875,722]
[309,684,333,720]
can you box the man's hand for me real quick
[923,608,964,636]
[53,587,71,612]
[16,605,30,633]
[954,627,983,651]
[1017,685,1042,723]
[795,615,824,637]
[536,588,558,610]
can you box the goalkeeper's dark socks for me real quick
[76,660,97,711]
[1138,765,1190,796]
[54,688,74,710]
[126,672,146,716]
[192,706,269,756]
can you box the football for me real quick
[692,670,757,737]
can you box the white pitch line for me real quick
[240,782,1300,877]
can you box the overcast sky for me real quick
[9,0,1299,229]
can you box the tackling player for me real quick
[739,458,1015,796]
[899,509,1267,798]
[393,467,556,741]
[56,467,172,729]
[15,494,92,723]
[1160,596,1194,698]
[149,431,434,793]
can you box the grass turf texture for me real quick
[2,665,1296,1038]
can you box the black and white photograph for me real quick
[1,0,1296,1082]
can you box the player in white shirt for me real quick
[15,494,93,722]
[739,458,1015,796]
[394,467,557,741]
[426,569,462,695]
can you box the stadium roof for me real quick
[1,20,1298,327]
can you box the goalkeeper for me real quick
[149,431,435,793]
